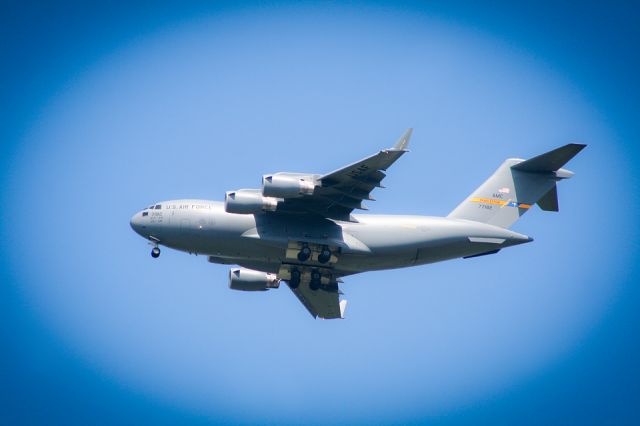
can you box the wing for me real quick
[276,129,412,220]
[290,281,347,319]
[277,260,348,319]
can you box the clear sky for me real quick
[1,1,639,425]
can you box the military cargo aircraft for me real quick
[130,129,585,319]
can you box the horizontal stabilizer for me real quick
[512,143,586,172]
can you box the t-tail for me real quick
[448,143,586,229]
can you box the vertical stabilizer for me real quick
[447,144,585,228]
[537,185,559,211]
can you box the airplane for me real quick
[130,129,585,319]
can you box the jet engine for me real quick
[228,268,280,291]
[224,189,278,214]
[262,173,315,198]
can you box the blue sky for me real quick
[1,1,639,424]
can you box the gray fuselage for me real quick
[130,199,532,276]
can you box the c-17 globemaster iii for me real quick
[130,129,585,319]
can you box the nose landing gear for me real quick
[149,236,161,258]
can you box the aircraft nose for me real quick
[130,212,146,236]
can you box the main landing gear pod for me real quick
[318,246,331,264]
[297,245,312,262]
[289,269,301,289]
[309,269,322,290]
[283,267,329,292]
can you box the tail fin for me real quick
[448,144,586,228]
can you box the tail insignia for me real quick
[470,197,532,209]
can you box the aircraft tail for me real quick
[447,143,586,228]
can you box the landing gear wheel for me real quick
[289,269,301,289]
[297,245,312,262]
[309,270,321,291]
[151,247,161,258]
[318,246,331,264]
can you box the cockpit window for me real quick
[142,212,148,217]
[155,204,162,209]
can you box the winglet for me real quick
[392,128,412,151]
[339,299,348,319]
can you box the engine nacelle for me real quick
[262,173,315,198]
[225,189,278,214]
[228,268,280,291]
